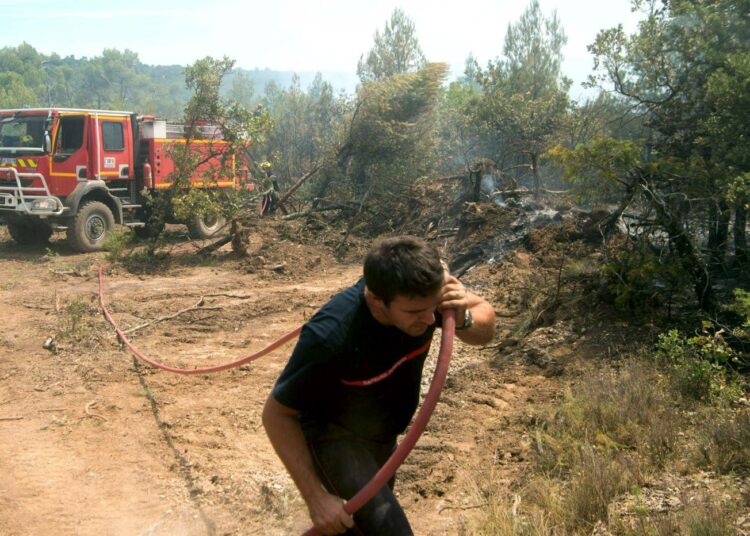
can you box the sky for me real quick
[3,0,644,98]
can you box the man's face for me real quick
[382,292,441,337]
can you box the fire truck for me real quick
[0,108,250,252]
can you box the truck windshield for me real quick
[0,115,47,156]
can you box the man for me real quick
[263,236,495,535]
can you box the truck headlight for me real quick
[31,198,59,212]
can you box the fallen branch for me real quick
[196,235,232,256]
[281,204,357,221]
[203,292,254,299]
[84,400,107,422]
[0,416,23,421]
[22,303,52,310]
[271,166,320,212]
[438,502,488,514]
[122,298,222,335]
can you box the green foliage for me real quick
[601,242,688,315]
[102,228,133,262]
[585,0,750,312]
[470,0,570,193]
[533,361,677,475]
[58,299,95,341]
[259,73,341,184]
[727,289,750,328]
[0,71,38,108]
[501,0,568,96]
[655,329,742,403]
[563,93,645,149]
[357,8,426,82]
[0,43,324,120]
[726,172,750,207]
[162,56,271,230]
[548,136,642,204]
[339,63,447,199]
[435,79,487,172]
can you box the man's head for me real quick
[363,236,445,336]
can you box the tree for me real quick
[259,73,340,187]
[474,0,570,195]
[589,0,750,269]
[557,0,750,313]
[357,8,427,82]
[158,57,270,238]
[334,63,447,204]
[226,71,255,108]
[0,72,37,108]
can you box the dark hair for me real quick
[363,236,444,305]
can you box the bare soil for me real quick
[0,214,670,536]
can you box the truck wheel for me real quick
[67,201,115,252]
[7,221,53,245]
[187,213,226,239]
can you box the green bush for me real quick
[655,329,743,404]
[102,228,133,262]
[601,244,688,315]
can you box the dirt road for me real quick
[0,232,542,535]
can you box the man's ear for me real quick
[364,285,386,308]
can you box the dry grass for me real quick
[467,357,748,534]
[698,410,750,474]
[533,360,679,475]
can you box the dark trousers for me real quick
[308,437,414,535]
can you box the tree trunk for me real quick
[531,153,541,198]
[708,199,731,272]
[471,170,481,202]
[640,174,716,314]
[734,198,748,268]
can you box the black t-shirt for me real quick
[272,279,439,443]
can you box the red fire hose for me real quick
[302,308,455,536]
[98,267,301,374]
[98,267,455,534]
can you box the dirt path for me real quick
[0,234,544,536]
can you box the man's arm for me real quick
[262,395,354,535]
[439,274,495,345]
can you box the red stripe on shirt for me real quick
[340,339,433,387]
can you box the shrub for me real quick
[564,447,629,530]
[103,228,133,262]
[655,328,743,404]
[699,411,750,474]
[532,361,678,471]
[58,299,96,341]
[601,244,688,316]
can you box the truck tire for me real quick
[186,213,226,240]
[66,201,115,252]
[7,221,53,245]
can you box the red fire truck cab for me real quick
[0,108,248,251]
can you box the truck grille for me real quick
[0,179,33,187]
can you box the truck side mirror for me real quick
[44,131,51,153]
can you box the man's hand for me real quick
[438,272,496,344]
[307,490,354,535]
[438,273,469,317]
[263,396,354,534]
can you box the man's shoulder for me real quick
[303,279,366,351]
